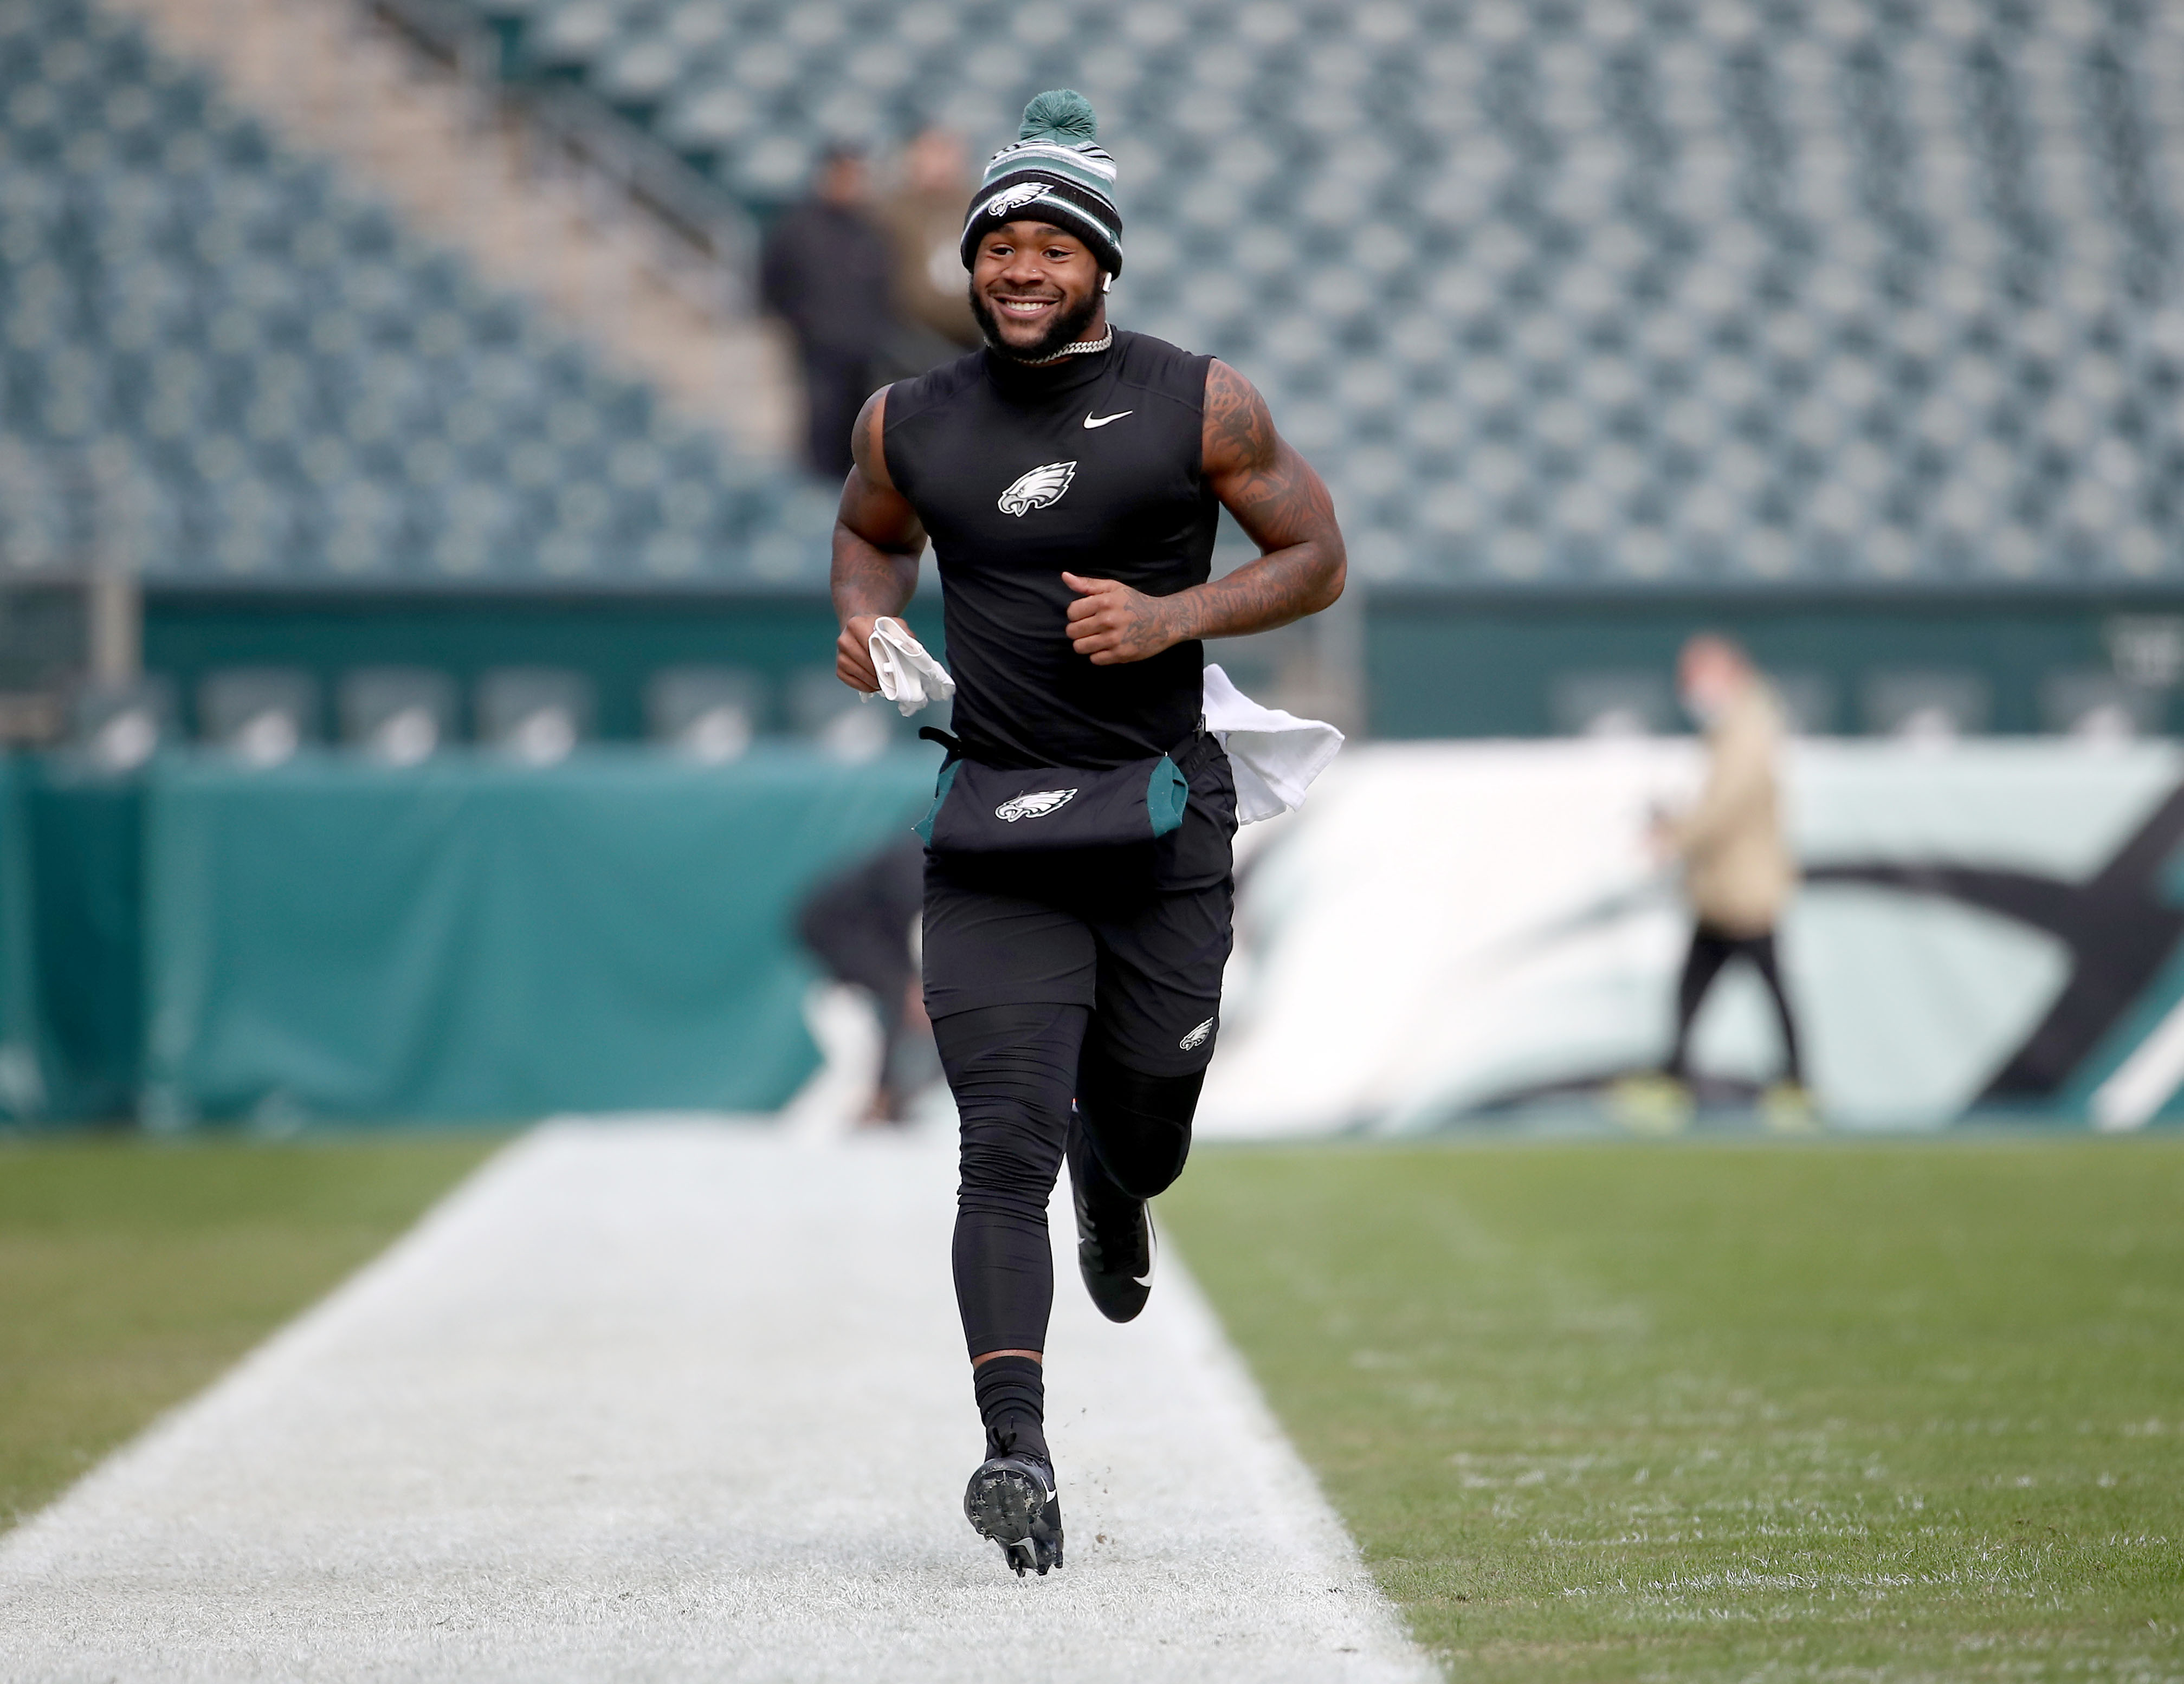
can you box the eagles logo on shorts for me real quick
[1178,1016,1216,1052]
[996,788,1077,822]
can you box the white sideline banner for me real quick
[1199,740,2184,1136]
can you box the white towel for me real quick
[862,617,956,716]
[1201,663,1344,825]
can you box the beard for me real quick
[968,282,1104,363]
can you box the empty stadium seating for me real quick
[460,0,2184,589]
[0,0,834,590]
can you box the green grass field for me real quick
[1165,1137,2184,1683]
[0,1135,497,1531]
[3,1132,2177,1681]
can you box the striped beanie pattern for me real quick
[959,90,1123,277]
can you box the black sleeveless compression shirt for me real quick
[882,331,1217,772]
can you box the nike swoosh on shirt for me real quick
[1082,410,1133,428]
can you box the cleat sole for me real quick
[964,1466,1045,1548]
[964,1458,1064,1577]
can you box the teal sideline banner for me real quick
[0,748,932,1127]
[0,759,39,1116]
[0,759,145,1123]
[134,749,933,1125]
[137,749,933,1125]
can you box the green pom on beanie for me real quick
[1018,88,1097,146]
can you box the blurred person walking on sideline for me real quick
[760,145,893,478]
[830,92,1345,1577]
[1643,634,1810,1126]
[874,126,981,373]
[794,835,931,1125]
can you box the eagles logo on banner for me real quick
[997,461,1076,517]
[996,788,1077,822]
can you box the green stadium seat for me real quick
[197,666,318,761]
[646,664,760,760]
[476,665,594,762]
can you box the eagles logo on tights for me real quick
[996,461,1077,516]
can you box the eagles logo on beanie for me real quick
[959,90,1123,277]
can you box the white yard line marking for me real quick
[0,1121,1435,1683]
[2091,990,2184,1132]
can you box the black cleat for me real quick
[1073,1176,1155,1324]
[1068,1108,1156,1323]
[963,1453,1064,1577]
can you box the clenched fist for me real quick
[836,614,881,692]
[1062,572,1188,666]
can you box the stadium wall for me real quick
[141,591,945,745]
[135,587,2184,746]
[1368,590,2184,739]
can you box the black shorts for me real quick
[921,736,1236,1079]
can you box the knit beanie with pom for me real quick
[958,90,1123,276]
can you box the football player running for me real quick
[831,90,1346,1577]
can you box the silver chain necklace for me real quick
[1022,327,1113,366]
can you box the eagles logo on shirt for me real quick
[997,461,1077,517]
[996,788,1078,822]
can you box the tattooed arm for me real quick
[832,386,928,692]
[1063,359,1345,666]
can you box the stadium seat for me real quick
[2040,670,2159,740]
[197,666,318,763]
[1863,670,1993,741]
[1768,672,1840,737]
[786,664,893,762]
[69,676,175,771]
[1549,671,1678,738]
[475,665,594,763]
[339,666,459,763]
[645,664,761,761]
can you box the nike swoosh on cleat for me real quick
[1082,410,1133,428]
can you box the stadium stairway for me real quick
[96,0,794,459]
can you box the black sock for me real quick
[972,1355,1048,1466]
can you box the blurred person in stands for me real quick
[795,835,932,1125]
[1640,634,1811,1128]
[760,144,894,479]
[874,126,981,375]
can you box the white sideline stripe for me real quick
[2091,990,2184,1132]
[0,1122,1435,1683]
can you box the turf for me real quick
[1164,1138,2184,1683]
[0,1134,499,1532]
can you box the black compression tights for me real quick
[935,1001,1204,1359]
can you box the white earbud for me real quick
[1101,271,1114,293]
